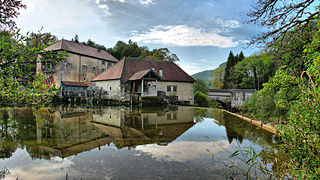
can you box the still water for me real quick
[0,106,279,179]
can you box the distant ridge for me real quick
[191,62,226,86]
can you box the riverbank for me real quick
[221,109,278,135]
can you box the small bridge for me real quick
[208,89,256,110]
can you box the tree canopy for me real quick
[107,40,179,62]
[0,0,26,29]
[248,0,319,46]
[0,1,66,105]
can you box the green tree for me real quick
[81,39,107,51]
[150,48,179,62]
[248,0,319,46]
[232,52,276,90]
[211,68,224,89]
[0,0,26,29]
[107,40,179,62]
[0,2,66,106]
[27,30,58,48]
[223,51,244,89]
[194,91,210,107]
[194,78,208,94]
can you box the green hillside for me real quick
[191,62,226,86]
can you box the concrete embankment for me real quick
[222,109,278,135]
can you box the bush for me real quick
[194,91,210,107]
[243,92,275,121]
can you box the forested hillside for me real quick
[191,62,226,86]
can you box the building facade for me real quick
[92,58,195,104]
[37,40,118,90]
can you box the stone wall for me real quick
[93,79,122,99]
[157,81,194,104]
[231,90,255,108]
[37,52,115,87]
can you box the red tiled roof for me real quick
[44,40,119,63]
[92,58,195,83]
[62,81,88,87]
[92,59,124,81]
[128,69,161,81]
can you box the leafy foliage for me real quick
[107,40,179,62]
[278,12,320,178]
[26,30,58,48]
[0,2,66,106]
[248,0,319,46]
[223,51,245,89]
[81,39,107,51]
[194,91,210,107]
[194,78,208,94]
[211,68,224,89]
[0,0,26,29]
[243,92,275,121]
[233,52,276,90]
[0,30,66,106]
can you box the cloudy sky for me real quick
[16,0,263,75]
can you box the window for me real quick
[102,60,106,65]
[41,63,53,72]
[173,86,177,92]
[108,62,113,67]
[173,113,177,120]
[66,63,72,69]
[92,66,96,72]
[82,65,87,71]
[167,85,171,92]
[101,68,105,72]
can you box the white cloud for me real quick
[139,0,155,5]
[94,0,154,8]
[136,140,231,162]
[215,18,241,29]
[131,25,238,48]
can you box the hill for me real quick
[191,62,226,86]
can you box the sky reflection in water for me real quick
[0,106,277,179]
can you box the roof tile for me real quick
[92,58,195,83]
[62,81,88,87]
[44,40,119,63]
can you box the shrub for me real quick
[244,92,275,121]
[194,91,210,107]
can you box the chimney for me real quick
[159,68,163,77]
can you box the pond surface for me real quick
[0,106,279,179]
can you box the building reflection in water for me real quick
[35,106,195,158]
[0,107,276,161]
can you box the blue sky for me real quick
[17,0,264,75]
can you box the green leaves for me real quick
[0,30,66,106]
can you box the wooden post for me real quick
[141,79,144,96]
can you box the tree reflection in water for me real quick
[0,106,284,179]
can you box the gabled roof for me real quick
[62,81,88,87]
[128,69,161,81]
[92,58,195,83]
[44,39,119,63]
